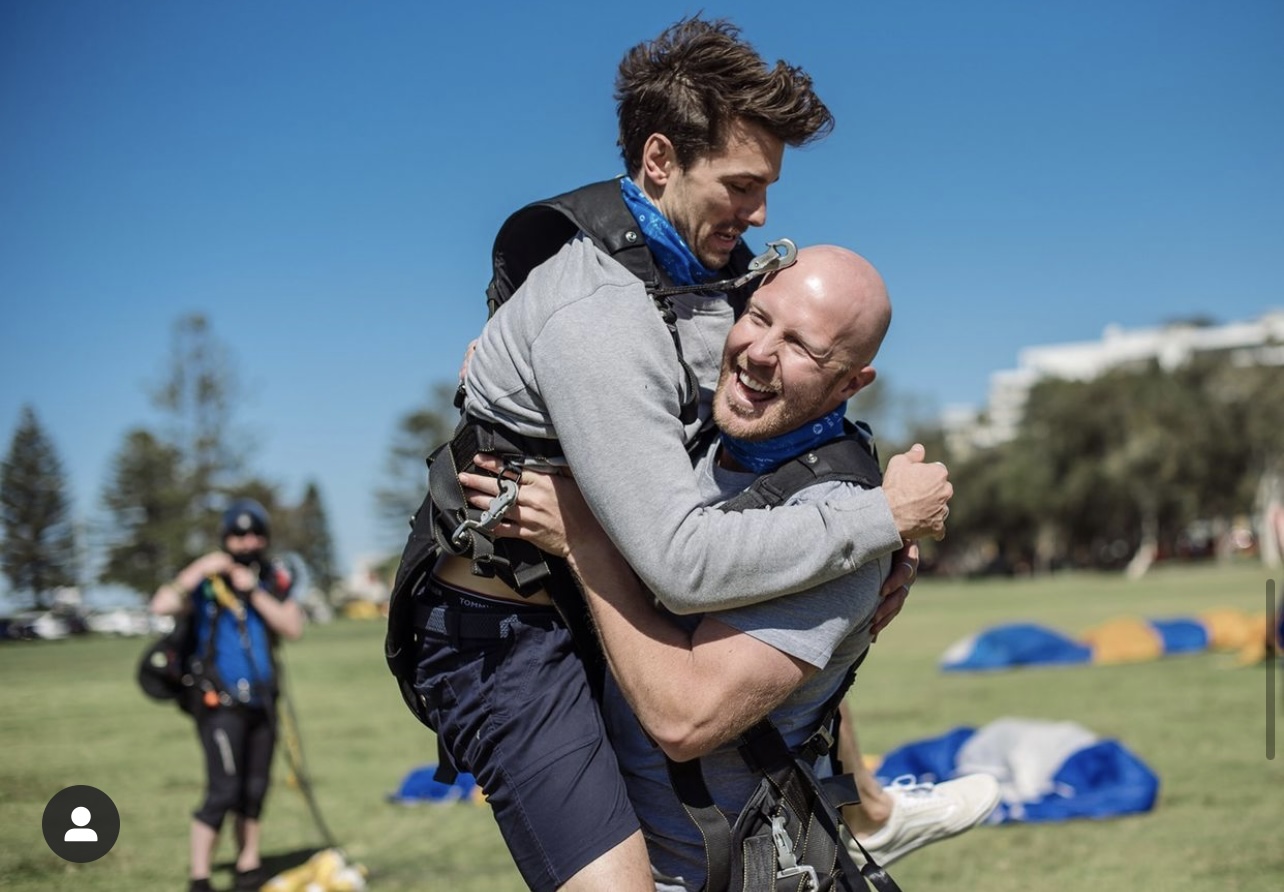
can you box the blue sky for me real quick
[2,0,1281,585]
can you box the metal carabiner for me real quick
[770,813,820,890]
[450,472,520,549]
[750,238,798,273]
[732,238,798,289]
[776,864,820,890]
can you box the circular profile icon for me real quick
[42,785,120,863]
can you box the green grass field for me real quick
[2,562,1280,891]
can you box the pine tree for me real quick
[99,429,188,594]
[376,382,457,543]
[151,312,245,558]
[0,406,78,608]
[294,480,338,596]
[99,315,253,594]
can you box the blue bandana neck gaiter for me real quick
[619,177,716,286]
[720,403,849,474]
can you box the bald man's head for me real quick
[781,245,891,365]
[713,245,891,441]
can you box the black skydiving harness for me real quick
[186,568,285,711]
[663,423,902,892]
[385,178,794,724]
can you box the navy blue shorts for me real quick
[413,581,638,892]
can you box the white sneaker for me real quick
[845,774,1001,867]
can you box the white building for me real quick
[947,310,1284,454]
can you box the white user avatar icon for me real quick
[64,806,98,842]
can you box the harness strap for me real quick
[487,179,662,316]
[667,653,903,892]
[196,574,281,710]
[425,442,471,554]
[651,293,701,426]
[665,757,734,892]
[719,422,883,514]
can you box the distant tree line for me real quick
[0,314,339,608]
[912,355,1284,575]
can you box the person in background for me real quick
[151,498,305,892]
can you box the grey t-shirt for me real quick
[464,233,901,613]
[602,444,890,891]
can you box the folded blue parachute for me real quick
[387,765,478,805]
[940,623,1093,671]
[876,718,1159,823]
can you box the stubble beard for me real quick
[714,359,844,442]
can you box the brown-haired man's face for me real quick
[656,118,783,270]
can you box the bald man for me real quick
[479,246,997,890]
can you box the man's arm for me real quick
[151,554,304,641]
[227,562,305,641]
[498,467,827,762]
[569,520,815,763]
[246,588,305,640]
[150,551,232,616]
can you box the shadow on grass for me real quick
[215,846,323,880]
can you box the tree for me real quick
[0,406,78,607]
[288,480,338,596]
[943,352,1282,574]
[150,313,246,555]
[99,429,189,594]
[375,383,458,544]
[99,315,263,594]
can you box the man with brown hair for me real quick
[398,18,951,892]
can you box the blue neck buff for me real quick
[720,403,849,474]
[619,177,716,286]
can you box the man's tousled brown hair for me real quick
[615,17,834,177]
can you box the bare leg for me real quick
[557,830,653,892]
[836,702,1001,866]
[836,701,892,834]
[190,819,219,881]
[234,816,262,872]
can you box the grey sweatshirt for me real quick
[464,235,902,614]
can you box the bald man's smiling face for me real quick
[714,281,856,441]
[713,246,888,442]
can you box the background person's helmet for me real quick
[220,498,271,541]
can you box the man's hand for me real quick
[228,562,259,595]
[179,551,233,588]
[883,444,952,541]
[872,541,918,641]
[460,454,600,558]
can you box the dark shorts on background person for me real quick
[193,703,275,829]
[413,579,639,892]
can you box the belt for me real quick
[413,577,560,640]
